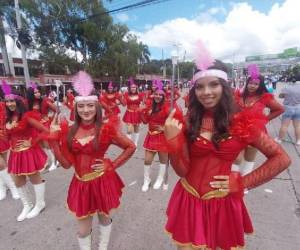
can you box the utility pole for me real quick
[0,17,11,76]
[173,42,182,85]
[14,0,30,87]
[162,49,166,79]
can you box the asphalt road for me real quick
[1,84,300,250]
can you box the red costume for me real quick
[141,103,182,152]
[100,92,124,117]
[122,92,144,125]
[165,111,290,249]
[235,92,284,124]
[6,111,49,175]
[64,93,75,121]
[50,120,135,218]
[0,102,9,153]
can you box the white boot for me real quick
[0,177,7,200]
[133,132,140,146]
[78,234,91,250]
[231,163,241,172]
[45,149,57,171]
[17,185,33,222]
[241,161,255,176]
[153,164,166,190]
[126,133,132,141]
[0,169,19,199]
[99,222,112,250]
[141,165,151,192]
[26,181,46,219]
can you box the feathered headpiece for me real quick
[108,81,114,89]
[1,80,19,100]
[247,64,260,82]
[153,78,165,95]
[72,71,97,102]
[192,39,228,83]
[128,77,136,87]
[29,81,37,90]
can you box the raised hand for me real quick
[164,109,183,140]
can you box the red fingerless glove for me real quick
[229,171,244,199]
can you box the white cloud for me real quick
[116,13,129,22]
[133,0,300,62]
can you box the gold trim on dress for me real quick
[180,178,228,200]
[11,145,31,152]
[75,171,105,182]
[148,130,162,135]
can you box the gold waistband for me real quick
[148,130,162,135]
[127,109,138,112]
[180,178,228,200]
[75,171,105,182]
[11,145,31,152]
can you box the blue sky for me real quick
[103,0,296,61]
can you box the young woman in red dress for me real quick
[233,65,284,176]
[27,84,59,171]
[163,59,290,250]
[140,80,182,192]
[64,88,75,122]
[99,81,124,120]
[0,97,19,200]
[3,86,49,222]
[122,78,144,146]
[49,71,135,250]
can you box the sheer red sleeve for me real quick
[47,119,73,169]
[243,132,291,190]
[263,94,284,121]
[100,120,136,170]
[166,131,190,177]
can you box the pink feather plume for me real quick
[155,79,163,91]
[108,81,113,89]
[1,80,12,95]
[247,64,260,80]
[72,71,94,96]
[29,81,37,90]
[129,77,136,86]
[194,40,215,71]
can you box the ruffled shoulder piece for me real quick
[24,110,42,121]
[260,92,274,105]
[99,116,120,143]
[229,109,267,143]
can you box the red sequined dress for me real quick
[100,92,124,117]
[0,102,9,153]
[64,93,75,121]
[50,121,135,218]
[165,111,290,250]
[235,92,284,131]
[141,103,182,152]
[122,93,144,125]
[6,111,49,175]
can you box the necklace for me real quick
[79,123,95,130]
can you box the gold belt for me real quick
[180,178,228,200]
[148,130,162,135]
[127,109,137,112]
[11,145,31,152]
[75,171,105,182]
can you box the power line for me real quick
[79,0,172,22]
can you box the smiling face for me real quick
[130,85,137,93]
[247,79,260,93]
[76,100,97,123]
[34,88,41,99]
[5,99,17,112]
[194,76,223,109]
[153,91,164,104]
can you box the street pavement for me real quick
[0,83,300,250]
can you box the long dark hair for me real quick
[188,60,235,149]
[27,87,43,111]
[151,93,165,114]
[6,98,27,123]
[67,101,103,150]
[242,75,268,102]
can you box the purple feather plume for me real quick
[1,80,12,95]
[29,81,37,90]
[247,64,260,80]
[129,77,136,86]
[72,71,94,96]
[194,40,215,71]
